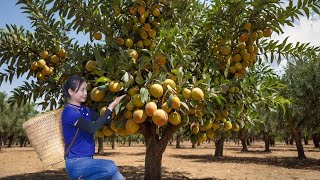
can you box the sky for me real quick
[0,0,320,109]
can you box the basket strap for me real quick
[64,128,79,159]
[64,105,82,160]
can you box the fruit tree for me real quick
[1,0,320,179]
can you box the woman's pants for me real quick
[66,157,124,180]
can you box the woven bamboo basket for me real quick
[23,108,65,166]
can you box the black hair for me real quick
[62,75,85,103]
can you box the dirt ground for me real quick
[0,141,319,180]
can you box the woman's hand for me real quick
[107,94,127,111]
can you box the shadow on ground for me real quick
[172,154,320,171]
[0,166,220,180]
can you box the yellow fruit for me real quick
[128,86,139,96]
[129,6,137,14]
[172,96,181,109]
[232,124,240,131]
[182,88,191,99]
[116,37,125,45]
[99,106,107,116]
[221,46,231,55]
[96,130,104,138]
[239,33,249,42]
[102,126,114,136]
[139,29,148,39]
[50,55,59,63]
[133,109,147,123]
[143,23,152,31]
[224,121,233,130]
[94,31,102,40]
[126,119,140,134]
[90,87,106,102]
[150,84,163,98]
[192,125,199,134]
[229,86,235,93]
[125,38,134,48]
[143,39,151,47]
[124,110,133,119]
[108,80,123,92]
[233,54,242,62]
[206,128,215,139]
[31,61,38,70]
[136,40,144,48]
[137,6,145,15]
[85,60,98,72]
[204,120,213,129]
[235,62,242,70]
[162,79,176,91]
[133,95,145,108]
[161,102,172,113]
[42,65,51,75]
[263,27,272,37]
[126,100,135,111]
[244,22,252,31]
[37,59,46,68]
[229,66,236,74]
[212,122,220,129]
[117,128,127,137]
[191,88,204,100]
[152,109,168,127]
[198,132,207,143]
[168,112,181,125]
[36,72,45,80]
[58,49,66,58]
[152,8,161,16]
[145,102,158,116]
[257,30,263,39]
[148,29,157,39]
[40,50,49,59]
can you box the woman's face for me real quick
[68,82,87,104]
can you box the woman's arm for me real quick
[74,94,126,134]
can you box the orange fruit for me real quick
[150,84,163,98]
[168,112,181,125]
[191,88,204,100]
[145,102,158,116]
[152,109,168,127]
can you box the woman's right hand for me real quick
[107,94,127,111]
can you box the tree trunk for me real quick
[291,127,306,159]
[111,134,115,149]
[240,138,248,152]
[97,137,104,155]
[175,134,181,149]
[192,142,197,148]
[246,138,250,146]
[214,137,225,157]
[264,134,271,152]
[7,134,14,148]
[304,135,308,145]
[290,138,294,145]
[312,133,319,148]
[128,137,132,146]
[141,120,182,180]
[19,137,25,147]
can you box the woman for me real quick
[62,75,125,180]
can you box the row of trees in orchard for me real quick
[1,0,320,179]
[0,92,38,149]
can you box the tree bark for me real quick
[97,137,104,155]
[140,120,182,180]
[175,133,181,149]
[7,134,14,148]
[304,135,308,145]
[111,134,115,149]
[214,137,225,157]
[291,127,306,159]
[312,133,319,148]
[240,138,248,152]
[264,134,271,152]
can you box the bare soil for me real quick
[0,141,319,180]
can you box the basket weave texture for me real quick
[23,108,65,166]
